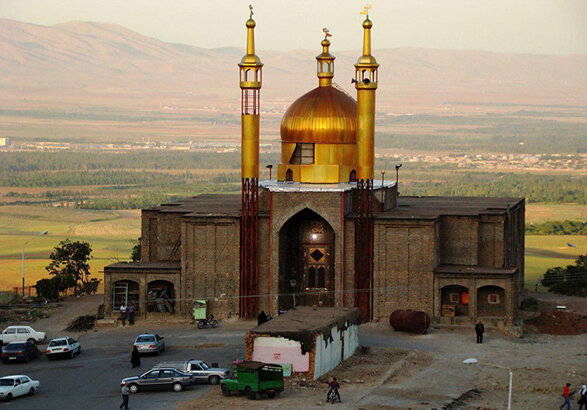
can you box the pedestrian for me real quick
[560,383,572,410]
[578,384,587,410]
[130,346,141,369]
[120,382,130,409]
[257,310,268,326]
[475,320,485,344]
[119,303,127,327]
[128,303,136,326]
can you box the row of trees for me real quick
[526,220,587,235]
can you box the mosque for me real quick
[104,11,525,326]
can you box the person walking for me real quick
[120,382,130,409]
[475,320,485,344]
[119,303,127,327]
[128,303,136,326]
[130,346,141,369]
[577,384,587,410]
[560,383,572,410]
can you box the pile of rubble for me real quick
[525,311,587,335]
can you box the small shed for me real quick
[245,307,361,380]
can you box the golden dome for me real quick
[280,86,357,144]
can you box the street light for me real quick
[463,358,513,410]
[22,230,48,298]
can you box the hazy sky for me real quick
[1,0,586,55]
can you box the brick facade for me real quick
[104,192,524,325]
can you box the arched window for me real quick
[317,267,326,288]
[349,169,357,182]
[308,267,316,288]
[286,169,293,182]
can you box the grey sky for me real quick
[1,0,586,55]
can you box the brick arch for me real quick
[147,279,176,313]
[275,206,338,237]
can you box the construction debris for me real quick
[65,315,96,332]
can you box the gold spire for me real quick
[355,15,378,68]
[316,28,335,87]
[239,5,263,68]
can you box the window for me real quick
[21,377,29,384]
[449,293,460,303]
[17,328,29,334]
[159,370,176,378]
[14,380,20,386]
[192,364,203,371]
[290,143,314,165]
[317,267,326,288]
[50,340,67,347]
[488,294,500,304]
[144,371,160,379]
[308,267,316,288]
[4,328,16,334]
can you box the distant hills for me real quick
[1,18,587,121]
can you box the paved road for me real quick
[0,322,250,410]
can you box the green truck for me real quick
[220,361,284,400]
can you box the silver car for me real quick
[154,359,230,385]
[133,334,165,355]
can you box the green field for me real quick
[0,205,140,291]
[0,204,584,293]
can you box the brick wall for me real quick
[182,217,240,319]
[439,216,478,265]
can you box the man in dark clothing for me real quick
[120,383,130,409]
[327,377,341,402]
[128,303,136,326]
[130,346,141,368]
[258,310,268,326]
[475,321,485,344]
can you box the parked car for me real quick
[220,361,283,400]
[0,326,46,345]
[0,375,39,401]
[133,334,165,355]
[46,337,81,360]
[154,359,230,385]
[1,342,39,364]
[121,368,195,393]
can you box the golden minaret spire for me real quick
[354,5,379,181]
[316,28,335,87]
[239,5,263,179]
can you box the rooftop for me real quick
[260,179,395,192]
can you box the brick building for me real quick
[104,13,524,326]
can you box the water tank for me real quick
[389,309,431,334]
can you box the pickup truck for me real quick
[0,326,46,346]
[220,361,283,400]
[154,359,230,385]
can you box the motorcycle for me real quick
[327,389,341,404]
[196,315,218,329]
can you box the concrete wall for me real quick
[251,336,309,372]
[314,324,359,379]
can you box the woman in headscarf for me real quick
[130,345,141,368]
[578,384,587,410]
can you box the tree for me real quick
[131,238,141,262]
[541,255,587,297]
[45,239,100,295]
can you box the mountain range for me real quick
[1,18,586,136]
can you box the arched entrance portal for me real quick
[441,285,469,317]
[147,280,175,313]
[278,209,335,310]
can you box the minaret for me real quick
[354,14,378,181]
[353,10,378,322]
[238,6,262,319]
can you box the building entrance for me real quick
[278,209,335,310]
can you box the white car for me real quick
[0,326,46,345]
[0,375,39,401]
[46,337,81,360]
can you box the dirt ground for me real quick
[181,294,587,409]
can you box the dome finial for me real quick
[316,28,335,87]
[240,5,262,67]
